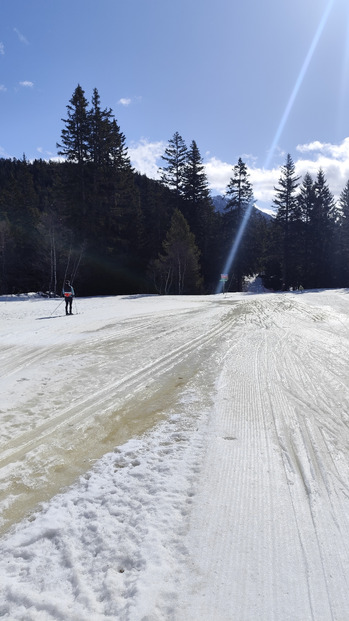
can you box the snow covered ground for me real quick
[1,289,349,620]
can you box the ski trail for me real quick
[178,294,349,621]
[0,303,235,534]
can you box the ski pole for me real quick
[50,298,64,316]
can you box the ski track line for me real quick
[179,295,349,621]
[265,297,349,620]
[0,309,206,445]
[0,307,230,465]
[0,304,237,534]
[0,346,55,380]
[0,314,162,380]
[178,303,289,621]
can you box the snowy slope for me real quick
[0,290,349,620]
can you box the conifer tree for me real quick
[225,157,254,212]
[160,132,188,202]
[183,140,211,209]
[182,140,217,289]
[310,168,336,287]
[273,153,300,289]
[297,172,315,287]
[150,209,202,294]
[57,85,91,220]
[224,157,254,290]
[337,179,349,285]
[108,119,133,171]
[57,85,90,164]
[89,87,114,167]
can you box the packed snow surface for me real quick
[1,289,349,620]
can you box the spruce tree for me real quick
[160,132,188,202]
[183,140,211,210]
[224,157,254,291]
[182,140,216,290]
[89,87,114,167]
[57,85,91,221]
[57,85,90,164]
[310,169,336,287]
[226,157,253,211]
[150,209,202,294]
[273,153,300,289]
[337,180,349,285]
[297,172,315,287]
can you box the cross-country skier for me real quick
[62,280,75,315]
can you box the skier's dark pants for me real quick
[65,297,73,315]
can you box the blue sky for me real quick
[1,0,349,212]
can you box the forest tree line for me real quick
[1,84,349,296]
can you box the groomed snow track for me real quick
[179,293,349,620]
[1,291,349,620]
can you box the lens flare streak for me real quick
[216,200,255,294]
[217,0,335,293]
[264,0,336,170]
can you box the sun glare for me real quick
[217,0,336,293]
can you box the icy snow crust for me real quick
[1,290,349,619]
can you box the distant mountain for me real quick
[211,195,273,221]
[211,195,228,213]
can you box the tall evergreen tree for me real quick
[87,88,134,233]
[108,119,133,171]
[182,140,217,290]
[310,168,336,287]
[89,87,114,167]
[57,85,90,164]
[183,140,211,211]
[337,179,349,285]
[160,132,188,202]
[225,158,253,212]
[273,153,300,289]
[149,209,202,294]
[57,85,91,221]
[297,172,316,287]
[223,157,254,291]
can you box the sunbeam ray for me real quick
[215,200,255,294]
[264,0,336,170]
[217,0,336,293]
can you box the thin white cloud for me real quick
[128,138,166,178]
[204,157,232,195]
[203,156,279,205]
[0,145,11,158]
[0,42,4,55]
[127,141,280,207]
[128,137,349,210]
[296,140,327,154]
[118,96,142,107]
[19,81,34,88]
[0,84,7,92]
[118,98,131,106]
[295,138,349,199]
[296,138,349,161]
[14,28,29,45]
[37,147,55,158]
[206,138,349,207]
[249,167,280,204]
